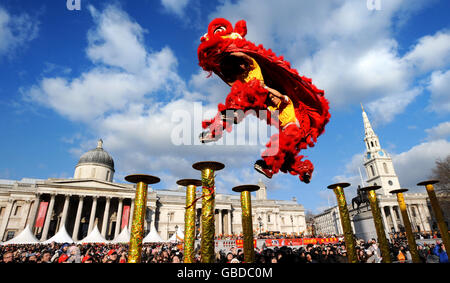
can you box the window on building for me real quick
[267,214,271,223]
[383,163,389,174]
[371,141,374,147]
[6,231,15,241]
[106,171,110,181]
[14,206,21,216]
[370,165,375,176]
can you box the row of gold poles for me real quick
[328,180,448,263]
[123,171,446,264]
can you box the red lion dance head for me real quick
[197,18,330,184]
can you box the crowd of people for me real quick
[1,235,447,263]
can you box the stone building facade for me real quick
[0,140,306,242]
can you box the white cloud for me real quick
[425,121,450,141]
[25,5,184,122]
[403,30,450,74]
[0,6,39,57]
[426,69,450,113]
[161,0,190,17]
[86,5,148,73]
[392,139,450,191]
[208,0,449,124]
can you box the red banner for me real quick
[121,205,130,229]
[35,202,48,228]
[236,239,257,248]
[264,238,339,247]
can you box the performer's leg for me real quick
[257,124,300,176]
[200,79,267,143]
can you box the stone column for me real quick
[418,204,431,231]
[395,206,405,227]
[115,198,123,237]
[60,195,71,230]
[72,196,84,241]
[263,212,268,232]
[88,196,98,233]
[389,206,399,232]
[380,206,389,237]
[101,197,111,237]
[412,205,424,232]
[274,212,279,231]
[218,209,223,235]
[27,194,41,231]
[227,210,232,235]
[406,205,417,232]
[422,204,433,231]
[41,194,56,241]
[128,198,135,229]
[0,199,15,241]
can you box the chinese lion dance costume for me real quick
[198,18,330,183]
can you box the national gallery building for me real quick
[0,140,306,242]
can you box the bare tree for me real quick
[430,155,450,194]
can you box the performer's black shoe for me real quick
[302,172,311,184]
[199,131,220,143]
[254,160,273,179]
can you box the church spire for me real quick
[361,105,380,152]
[360,105,401,196]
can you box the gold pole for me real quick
[327,183,357,263]
[361,186,391,263]
[390,189,421,263]
[177,179,202,263]
[417,180,450,256]
[193,161,225,263]
[232,185,260,263]
[125,174,160,263]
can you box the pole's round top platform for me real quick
[125,174,160,185]
[232,185,260,193]
[360,185,382,192]
[176,179,202,187]
[417,180,439,186]
[390,188,409,194]
[192,161,225,171]
[327,183,351,190]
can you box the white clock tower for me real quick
[361,105,401,196]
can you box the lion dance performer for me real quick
[198,18,330,183]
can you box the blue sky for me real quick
[1,0,449,213]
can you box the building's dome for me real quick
[77,139,115,171]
